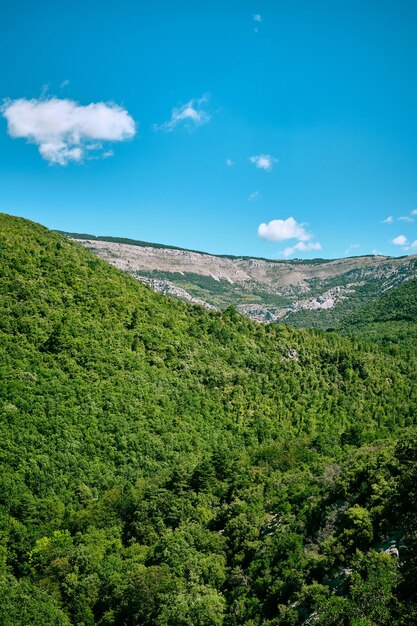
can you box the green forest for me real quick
[0,213,416,625]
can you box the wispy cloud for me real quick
[226,158,234,167]
[249,154,278,171]
[383,211,416,223]
[253,14,262,23]
[392,235,408,246]
[1,97,136,165]
[248,191,260,201]
[154,95,211,132]
[345,243,360,256]
[283,241,322,257]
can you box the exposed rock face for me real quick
[137,275,216,310]
[70,235,417,327]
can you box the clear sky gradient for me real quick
[1,0,417,258]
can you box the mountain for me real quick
[1,213,417,625]
[64,232,417,327]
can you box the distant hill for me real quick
[65,231,417,327]
[1,214,417,625]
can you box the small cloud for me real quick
[345,243,360,256]
[249,191,260,201]
[60,79,70,89]
[258,217,311,243]
[226,158,234,167]
[258,216,321,256]
[402,240,417,252]
[392,235,408,246]
[382,216,393,223]
[253,14,262,22]
[398,216,414,222]
[411,209,417,216]
[283,241,322,257]
[249,154,278,171]
[85,143,103,151]
[154,95,211,132]
[1,97,136,165]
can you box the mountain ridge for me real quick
[60,229,406,263]
[63,230,417,326]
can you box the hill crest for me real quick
[63,229,417,326]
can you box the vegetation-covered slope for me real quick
[0,213,416,625]
[68,232,417,327]
[338,277,417,349]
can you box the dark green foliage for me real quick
[338,277,417,349]
[0,214,416,624]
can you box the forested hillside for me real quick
[338,278,417,350]
[0,214,416,625]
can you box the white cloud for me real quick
[253,14,262,22]
[226,158,234,167]
[258,217,311,242]
[258,216,321,256]
[155,95,211,132]
[249,154,278,171]
[1,97,136,165]
[60,79,70,89]
[398,216,414,222]
[391,234,417,252]
[392,235,408,246]
[249,191,260,201]
[283,241,322,257]
[411,209,417,216]
[382,216,393,223]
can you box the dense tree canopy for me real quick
[0,213,416,624]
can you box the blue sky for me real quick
[1,0,417,258]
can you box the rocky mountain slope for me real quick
[66,232,417,327]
